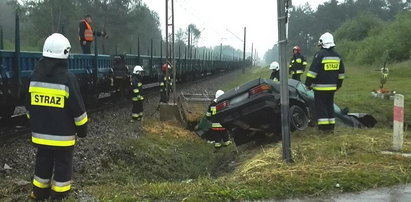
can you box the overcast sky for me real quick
[142,0,333,58]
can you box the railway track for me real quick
[0,114,30,139]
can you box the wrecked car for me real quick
[212,78,376,145]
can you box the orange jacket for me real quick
[79,20,94,42]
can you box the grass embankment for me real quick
[87,127,411,200]
[81,62,411,201]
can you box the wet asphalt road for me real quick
[277,184,411,202]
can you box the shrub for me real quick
[338,11,411,65]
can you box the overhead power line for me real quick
[225,28,243,42]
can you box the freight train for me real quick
[0,14,249,120]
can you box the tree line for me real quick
[264,0,411,66]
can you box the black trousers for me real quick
[160,87,168,103]
[32,147,74,200]
[292,73,302,81]
[314,90,335,131]
[132,100,143,120]
[80,41,91,54]
[212,130,229,143]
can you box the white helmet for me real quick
[318,32,335,49]
[215,90,224,99]
[133,65,144,74]
[42,33,71,59]
[269,61,279,71]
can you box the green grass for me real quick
[336,61,411,128]
[1,62,410,201]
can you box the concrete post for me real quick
[278,0,292,163]
[393,94,404,151]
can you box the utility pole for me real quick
[0,26,3,50]
[255,49,257,66]
[150,38,153,73]
[160,0,180,121]
[278,0,293,163]
[160,39,163,61]
[13,9,21,98]
[137,37,140,64]
[190,33,193,59]
[187,27,191,59]
[220,43,222,61]
[251,43,253,67]
[60,21,65,36]
[242,27,246,73]
[165,0,175,102]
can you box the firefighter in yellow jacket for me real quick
[26,33,88,200]
[206,90,231,148]
[131,65,144,122]
[304,32,345,132]
[159,64,172,103]
[289,45,307,81]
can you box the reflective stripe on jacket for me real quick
[32,132,76,147]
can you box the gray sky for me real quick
[142,0,333,58]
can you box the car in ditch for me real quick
[213,78,377,145]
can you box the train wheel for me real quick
[85,91,99,106]
[0,106,16,121]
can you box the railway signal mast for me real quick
[160,0,180,121]
[278,0,293,163]
[165,0,176,102]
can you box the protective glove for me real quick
[76,124,88,138]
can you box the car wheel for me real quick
[290,105,309,131]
